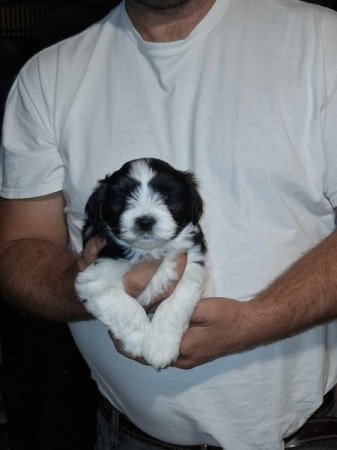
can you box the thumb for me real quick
[78,236,106,272]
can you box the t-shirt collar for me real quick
[120,0,233,56]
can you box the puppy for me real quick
[75,158,206,369]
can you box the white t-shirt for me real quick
[2,1,337,448]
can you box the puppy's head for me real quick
[83,158,203,250]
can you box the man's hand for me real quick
[173,297,252,369]
[124,254,187,311]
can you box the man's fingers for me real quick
[78,236,106,272]
[175,253,187,279]
[123,253,187,299]
[123,259,162,297]
[148,253,188,305]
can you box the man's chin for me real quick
[127,0,191,12]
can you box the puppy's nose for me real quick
[135,216,156,232]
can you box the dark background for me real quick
[1,1,337,449]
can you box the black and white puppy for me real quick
[75,158,206,369]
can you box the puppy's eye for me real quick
[161,193,170,202]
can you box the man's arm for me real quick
[0,192,94,321]
[0,193,185,322]
[174,214,337,369]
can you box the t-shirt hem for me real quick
[0,181,64,199]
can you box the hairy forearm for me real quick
[0,239,91,322]
[247,230,337,346]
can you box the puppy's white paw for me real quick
[75,258,127,301]
[142,325,181,370]
[75,263,119,320]
[116,327,146,358]
[76,265,108,301]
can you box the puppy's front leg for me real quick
[142,248,205,369]
[75,258,150,357]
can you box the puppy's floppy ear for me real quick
[184,172,203,225]
[82,179,107,244]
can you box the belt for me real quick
[285,389,337,448]
[100,397,221,449]
[100,389,336,449]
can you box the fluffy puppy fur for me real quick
[75,158,206,369]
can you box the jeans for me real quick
[95,406,160,450]
[94,399,337,450]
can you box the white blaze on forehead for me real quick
[119,160,177,249]
[128,159,160,208]
[129,160,155,184]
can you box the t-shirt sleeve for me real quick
[0,55,65,199]
[324,72,337,207]
[321,10,337,208]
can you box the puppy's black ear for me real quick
[82,179,107,244]
[184,172,203,225]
